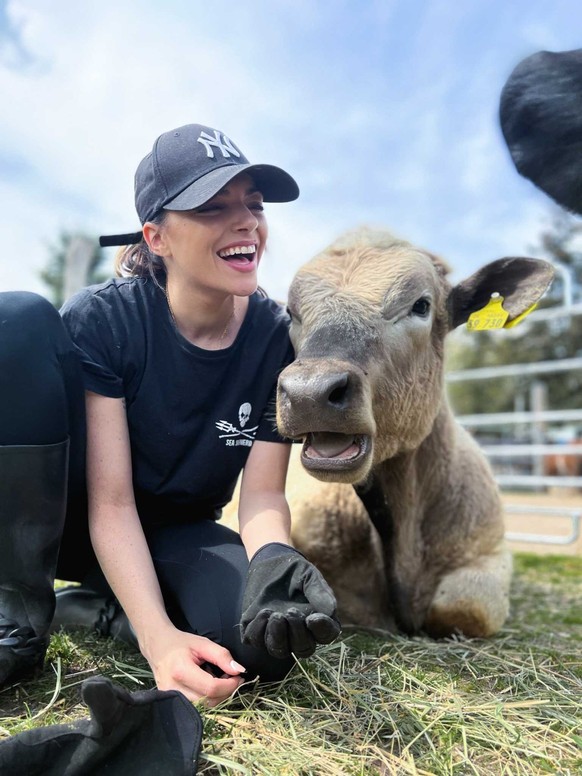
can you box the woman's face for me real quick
[147,172,268,298]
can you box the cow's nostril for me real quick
[326,373,349,407]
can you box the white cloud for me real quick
[0,0,310,293]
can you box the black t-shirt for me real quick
[60,277,293,524]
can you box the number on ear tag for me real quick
[466,293,509,331]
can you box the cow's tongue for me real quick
[306,432,358,459]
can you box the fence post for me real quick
[530,380,547,485]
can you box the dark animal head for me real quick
[500,48,582,215]
[277,228,554,484]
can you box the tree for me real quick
[446,208,582,418]
[40,231,108,308]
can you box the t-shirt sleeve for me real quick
[60,288,126,398]
[254,336,295,444]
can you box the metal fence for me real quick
[446,266,582,546]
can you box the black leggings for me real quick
[0,291,292,681]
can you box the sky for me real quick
[0,0,580,303]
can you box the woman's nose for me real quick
[234,204,259,231]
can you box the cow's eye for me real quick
[410,297,431,317]
[286,306,302,324]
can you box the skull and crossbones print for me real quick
[215,403,259,446]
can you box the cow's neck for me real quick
[376,401,455,507]
[354,401,456,633]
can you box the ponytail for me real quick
[114,212,168,284]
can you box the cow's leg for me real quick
[423,546,512,638]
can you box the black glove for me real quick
[240,543,341,659]
[0,676,202,775]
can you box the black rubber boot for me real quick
[52,587,138,647]
[0,439,69,686]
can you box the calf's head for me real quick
[277,229,554,484]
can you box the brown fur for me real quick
[276,228,554,639]
[543,439,582,482]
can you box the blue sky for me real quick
[0,0,579,300]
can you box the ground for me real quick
[1,485,579,773]
[1,552,580,776]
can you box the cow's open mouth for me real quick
[301,432,370,470]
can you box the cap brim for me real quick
[164,163,299,212]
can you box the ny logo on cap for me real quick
[197,130,241,160]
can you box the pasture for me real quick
[1,552,580,776]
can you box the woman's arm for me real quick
[85,390,245,705]
[237,440,340,658]
[237,440,292,558]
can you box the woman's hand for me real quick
[142,625,247,707]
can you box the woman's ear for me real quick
[142,221,168,257]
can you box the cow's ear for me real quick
[448,257,555,330]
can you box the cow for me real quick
[500,48,582,216]
[501,49,582,491]
[543,438,582,487]
[276,228,554,638]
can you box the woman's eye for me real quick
[410,298,431,317]
[249,202,264,211]
[193,205,222,214]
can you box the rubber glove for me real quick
[240,543,341,659]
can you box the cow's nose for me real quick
[279,370,352,409]
[321,371,350,407]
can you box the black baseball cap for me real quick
[100,123,299,247]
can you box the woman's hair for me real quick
[114,211,168,283]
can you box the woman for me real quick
[0,123,339,706]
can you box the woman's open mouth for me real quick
[301,432,370,471]
[217,244,257,272]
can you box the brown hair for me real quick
[114,211,168,282]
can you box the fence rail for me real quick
[458,409,582,426]
[481,444,582,456]
[504,504,581,545]
[495,474,582,488]
[447,356,582,382]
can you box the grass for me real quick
[1,553,581,775]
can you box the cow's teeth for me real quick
[218,245,256,258]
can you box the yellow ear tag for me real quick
[503,302,538,329]
[466,293,509,331]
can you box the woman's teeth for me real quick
[218,245,255,259]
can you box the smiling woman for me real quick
[0,123,341,712]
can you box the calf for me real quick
[277,228,554,638]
